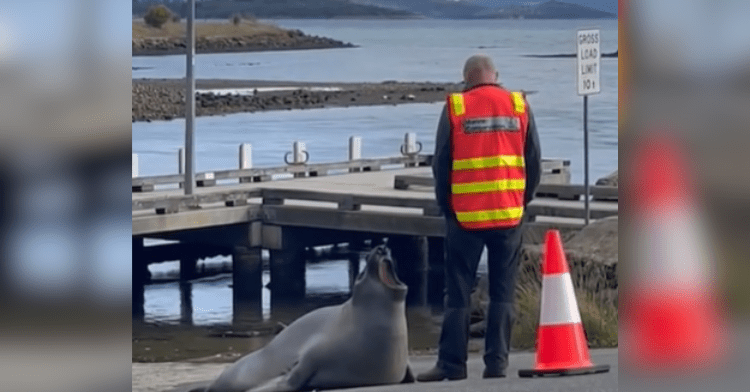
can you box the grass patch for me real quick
[511,281,618,350]
[133,20,290,40]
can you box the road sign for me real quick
[577,29,600,96]
[577,28,600,225]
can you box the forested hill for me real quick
[133,0,617,19]
[350,0,617,19]
[132,0,416,19]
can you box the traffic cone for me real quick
[518,230,610,377]
[620,133,727,372]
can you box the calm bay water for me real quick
[133,19,618,327]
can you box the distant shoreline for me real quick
[132,41,356,57]
[132,79,464,122]
[132,20,356,57]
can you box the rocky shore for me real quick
[133,29,355,56]
[132,79,464,122]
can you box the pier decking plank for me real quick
[133,167,617,237]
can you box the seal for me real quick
[196,245,413,392]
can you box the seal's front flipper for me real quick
[247,358,316,392]
[246,375,289,392]
[167,380,210,392]
[401,365,415,383]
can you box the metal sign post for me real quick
[184,0,196,195]
[576,28,601,225]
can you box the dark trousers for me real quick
[436,216,523,374]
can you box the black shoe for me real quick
[416,365,467,382]
[482,368,507,379]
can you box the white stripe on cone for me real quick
[540,273,581,325]
[633,207,714,288]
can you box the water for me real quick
[133,19,617,332]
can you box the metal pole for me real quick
[583,95,590,225]
[184,0,196,195]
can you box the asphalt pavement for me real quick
[342,349,618,392]
[150,349,618,392]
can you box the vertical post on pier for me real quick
[402,132,420,167]
[184,0,196,195]
[405,132,417,154]
[348,136,362,173]
[291,141,307,178]
[178,148,185,188]
[132,154,138,178]
[239,143,253,183]
[293,141,307,163]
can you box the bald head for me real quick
[463,54,498,89]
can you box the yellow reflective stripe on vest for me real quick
[456,207,524,223]
[511,92,526,115]
[450,93,465,116]
[452,179,525,195]
[453,155,524,171]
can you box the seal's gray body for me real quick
[203,246,412,392]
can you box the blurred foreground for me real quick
[620,0,750,390]
[0,1,131,391]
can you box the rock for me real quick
[564,216,618,266]
[470,320,486,337]
[595,170,618,187]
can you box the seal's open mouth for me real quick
[378,256,406,290]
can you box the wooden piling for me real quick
[179,281,193,325]
[427,237,446,308]
[388,235,428,306]
[232,245,263,324]
[232,245,263,301]
[132,237,147,318]
[269,227,306,300]
[180,256,198,281]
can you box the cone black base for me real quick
[518,364,610,378]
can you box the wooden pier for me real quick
[132,137,618,318]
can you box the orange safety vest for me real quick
[447,85,529,230]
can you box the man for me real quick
[418,54,541,381]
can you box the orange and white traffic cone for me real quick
[620,133,727,372]
[518,230,610,377]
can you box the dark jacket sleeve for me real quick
[524,107,542,206]
[432,105,451,215]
